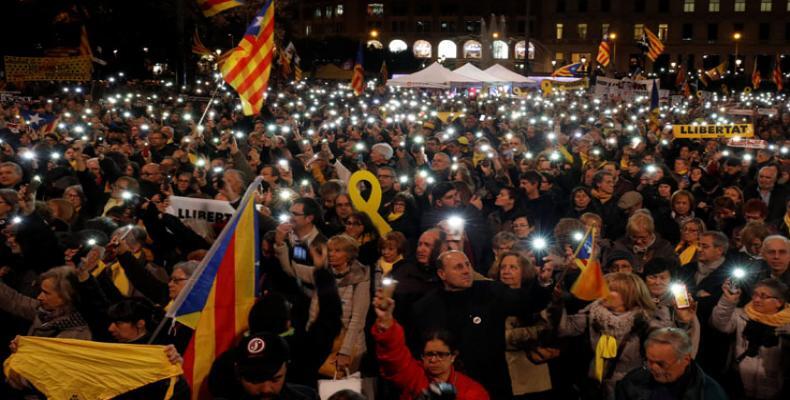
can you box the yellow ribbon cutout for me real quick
[348,170,392,237]
[541,80,553,96]
[594,334,618,382]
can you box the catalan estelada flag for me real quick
[596,40,611,67]
[643,27,664,62]
[551,62,586,77]
[168,178,260,399]
[649,79,660,124]
[221,0,275,116]
[570,227,609,301]
[196,0,243,17]
[351,43,364,96]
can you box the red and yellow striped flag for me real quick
[752,58,761,89]
[596,40,611,67]
[170,180,260,398]
[221,0,275,116]
[643,27,664,62]
[196,0,243,17]
[351,43,364,96]
[773,55,784,91]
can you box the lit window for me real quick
[336,5,344,16]
[325,6,333,17]
[515,41,535,60]
[602,23,610,37]
[555,52,565,62]
[305,25,312,36]
[578,23,588,39]
[658,24,669,41]
[684,0,695,12]
[314,8,322,18]
[556,23,564,39]
[709,0,720,12]
[367,3,384,16]
[463,40,481,59]
[634,23,644,40]
[760,0,772,11]
[493,40,509,59]
[734,0,745,11]
[438,40,457,58]
[413,40,432,58]
[367,40,383,49]
[388,39,407,53]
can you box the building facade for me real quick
[291,0,789,74]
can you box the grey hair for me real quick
[701,231,729,251]
[493,231,517,247]
[40,266,80,308]
[0,161,23,177]
[371,143,394,160]
[761,235,790,254]
[173,260,200,278]
[645,327,693,359]
[116,226,147,247]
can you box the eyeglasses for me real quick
[169,277,188,283]
[752,292,779,301]
[423,351,452,360]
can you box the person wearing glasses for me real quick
[371,290,489,400]
[711,278,790,399]
[615,328,726,400]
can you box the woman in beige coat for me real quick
[491,251,553,398]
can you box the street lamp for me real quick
[733,32,741,60]
[551,60,557,70]
[370,29,379,39]
[608,32,617,70]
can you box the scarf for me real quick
[588,302,639,382]
[378,256,403,276]
[694,258,724,285]
[675,243,697,266]
[633,235,657,255]
[4,336,181,400]
[744,303,790,327]
[591,188,613,204]
[386,211,403,222]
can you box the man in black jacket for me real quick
[616,328,727,400]
[410,250,553,399]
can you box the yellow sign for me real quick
[4,56,91,82]
[541,80,553,96]
[348,170,392,236]
[672,124,754,138]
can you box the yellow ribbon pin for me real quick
[348,170,392,237]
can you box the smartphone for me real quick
[380,277,398,299]
[671,283,691,309]
[292,244,309,263]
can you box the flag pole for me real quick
[195,76,225,136]
[147,176,263,344]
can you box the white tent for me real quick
[452,63,505,83]
[388,62,479,88]
[483,64,537,84]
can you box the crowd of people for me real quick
[0,76,789,400]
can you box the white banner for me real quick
[166,196,234,223]
[594,77,662,102]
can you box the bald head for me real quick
[436,250,474,291]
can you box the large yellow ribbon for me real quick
[348,170,392,237]
[594,334,618,382]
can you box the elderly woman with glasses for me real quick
[711,278,790,400]
[370,292,489,400]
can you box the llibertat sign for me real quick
[166,196,234,223]
[672,124,754,138]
